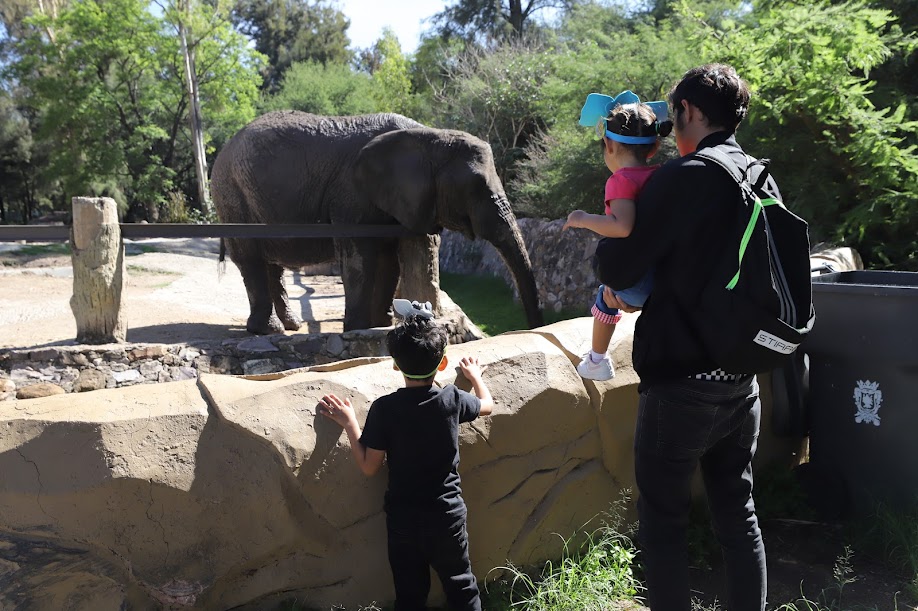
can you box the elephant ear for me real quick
[355,129,437,234]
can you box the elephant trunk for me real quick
[477,194,544,329]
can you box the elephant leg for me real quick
[338,238,396,331]
[267,263,303,331]
[396,234,442,315]
[238,259,284,335]
[371,244,400,328]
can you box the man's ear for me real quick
[437,355,448,371]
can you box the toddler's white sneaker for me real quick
[577,353,614,381]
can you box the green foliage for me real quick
[262,60,376,115]
[848,502,918,597]
[370,28,413,116]
[440,272,581,335]
[512,3,691,217]
[7,0,261,219]
[686,0,918,268]
[428,38,555,186]
[231,0,352,91]
[492,496,642,610]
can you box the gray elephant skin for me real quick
[211,110,543,334]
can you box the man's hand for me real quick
[563,210,587,231]
[318,393,357,428]
[603,286,640,313]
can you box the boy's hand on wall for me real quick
[318,393,357,428]
[458,356,485,381]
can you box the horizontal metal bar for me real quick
[0,225,70,241]
[0,223,421,242]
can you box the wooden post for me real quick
[396,234,442,316]
[70,197,127,343]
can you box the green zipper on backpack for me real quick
[726,197,781,290]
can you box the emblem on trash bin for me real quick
[853,380,882,426]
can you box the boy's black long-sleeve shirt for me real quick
[596,131,782,389]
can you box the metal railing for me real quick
[0,223,420,242]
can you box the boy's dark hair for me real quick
[668,63,750,132]
[386,315,448,380]
[603,102,673,158]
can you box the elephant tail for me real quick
[218,237,226,280]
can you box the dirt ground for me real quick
[1,240,915,610]
[0,238,346,349]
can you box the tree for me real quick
[370,28,413,115]
[432,0,576,42]
[9,0,262,219]
[231,0,351,90]
[261,60,375,115]
[687,0,918,268]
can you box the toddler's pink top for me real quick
[603,165,659,215]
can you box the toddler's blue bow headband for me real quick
[579,91,669,145]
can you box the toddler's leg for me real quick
[429,518,481,611]
[578,286,619,381]
[591,317,616,355]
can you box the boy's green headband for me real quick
[579,91,669,145]
[400,348,446,380]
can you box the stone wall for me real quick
[0,297,483,401]
[0,316,800,610]
[439,218,600,315]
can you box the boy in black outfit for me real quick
[318,304,494,611]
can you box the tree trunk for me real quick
[179,0,212,217]
[508,0,524,35]
[70,197,127,343]
[396,234,442,316]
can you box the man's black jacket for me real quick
[596,131,782,390]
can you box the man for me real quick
[598,64,777,610]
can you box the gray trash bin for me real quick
[803,270,918,514]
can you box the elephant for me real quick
[210,110,544,334]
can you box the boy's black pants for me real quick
[387,514,481,611]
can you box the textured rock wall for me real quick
[0,295,483,401]
[439,218,603,315]
[0,317,798,610]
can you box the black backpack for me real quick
[689,145,815,374]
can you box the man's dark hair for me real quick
[602,102,673,158]
[668,63,750,132]
[386,315,448,380]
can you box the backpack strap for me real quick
[694,146,767,290]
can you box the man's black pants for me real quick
[387,515,481,611]
[635,376,766,611]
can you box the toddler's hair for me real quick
[604,102,673,158]
[668,63,750,132]
[387,314,448,380]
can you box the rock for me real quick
[236,337,280,353]
[112,369,142,384]
[74,369,106,393]
[139,361,164,377]
[16,382,66,400]
[61,352,91,367]
[10,367,41,382]
[0,378,15,401]
[242,359,278,376]
[129,346,166,361]
[326,335,345,356]
[29,348,60,362]
[170,366,197,381]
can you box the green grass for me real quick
[8,243,71,256]
[440,272,584,336]
[848,502,918,598]
[490,496,643,611]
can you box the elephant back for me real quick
[211,111,425,225]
